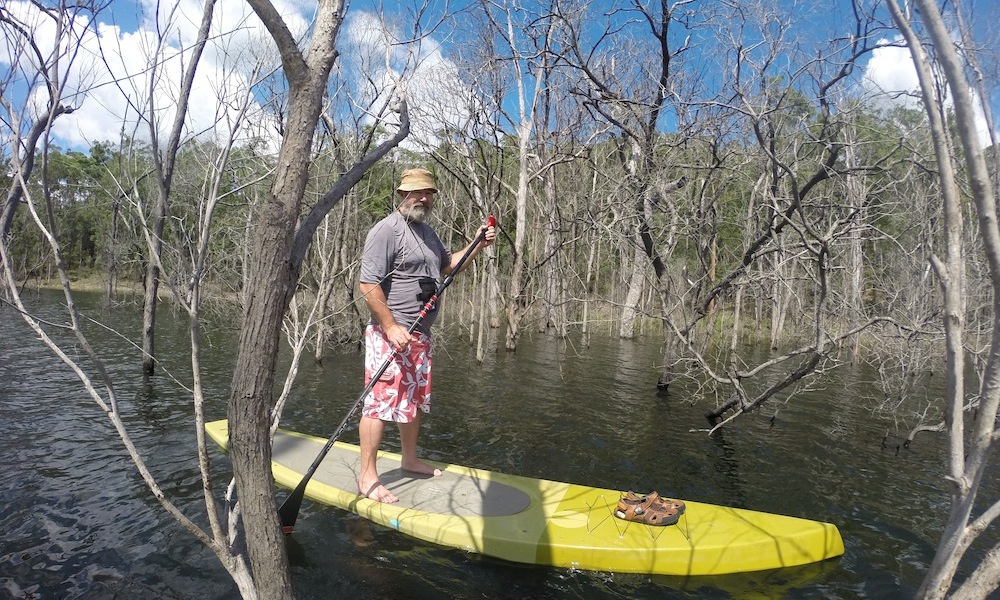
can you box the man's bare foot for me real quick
[359,479,399,503]
[401,458,442,477]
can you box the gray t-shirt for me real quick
[360,211,453,334]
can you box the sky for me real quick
[1,0,473,154]
[1,0,996,154]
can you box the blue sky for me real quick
[2,0,996,153]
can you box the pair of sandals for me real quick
[614,491,686,526]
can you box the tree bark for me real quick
[227,89,314,598]
[228,2,345,597]
[228,2,415,594]
[539,174,559,335]
[843,141,867,362]
[619,243,646,339]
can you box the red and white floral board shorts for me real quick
[362,322,433,423]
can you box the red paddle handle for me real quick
[487,214,496,228]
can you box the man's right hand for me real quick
[360,281,411,351]
[385,323,412,351]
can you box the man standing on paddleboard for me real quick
[357,167,495,503]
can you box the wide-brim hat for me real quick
[396,168,438,193]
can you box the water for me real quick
[0,290,995,599]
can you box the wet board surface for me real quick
[206,420,845,576]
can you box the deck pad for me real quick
[271,431,531,517]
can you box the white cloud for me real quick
[861,36,994,148]
[5,0,292,153]
[861,42,922,108]
[340,10,476,150]
[5,2,476,155]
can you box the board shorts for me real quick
[362,322,433,423]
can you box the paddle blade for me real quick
[278,486,306,535]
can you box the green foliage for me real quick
[8,145,116,276]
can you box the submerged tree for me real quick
[888,1,1000,597]
[225,0,413,595]
[130,0,219,376]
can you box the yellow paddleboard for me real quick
[205,420,844,576]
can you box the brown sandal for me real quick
[623,491,686,515]
[615,491,685,526]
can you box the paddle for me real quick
[277,214,496,534]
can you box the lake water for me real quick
[1,290,995,599]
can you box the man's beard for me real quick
[399,203,430,222]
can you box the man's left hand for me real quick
[480,225,496,246]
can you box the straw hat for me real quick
[396,168,438,193]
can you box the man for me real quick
[357,167,495,503]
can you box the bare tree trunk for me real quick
[475,258,488,361]
[506,204,526,350]
[493,0,549,352]
[950,548,1000,600]
[953,2,999,189]
[140,0,218,375]
[311,217,335,365]
[505,110,532,351]
[619,243,645,339]
[889,1,1000,598]
[228,1,358,596]
[558,241,569,338]
[228,258,297,599]
[539,174,559,334]
[106,189,122,303]
[769,255,788,350]
[618,139,648,340]
[730,284,744,352]
[140,214,165,374]
[657,286,676,389]
[844,141,867,362]
[582,230,597,340]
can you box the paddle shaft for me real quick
[278,215,495,533]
